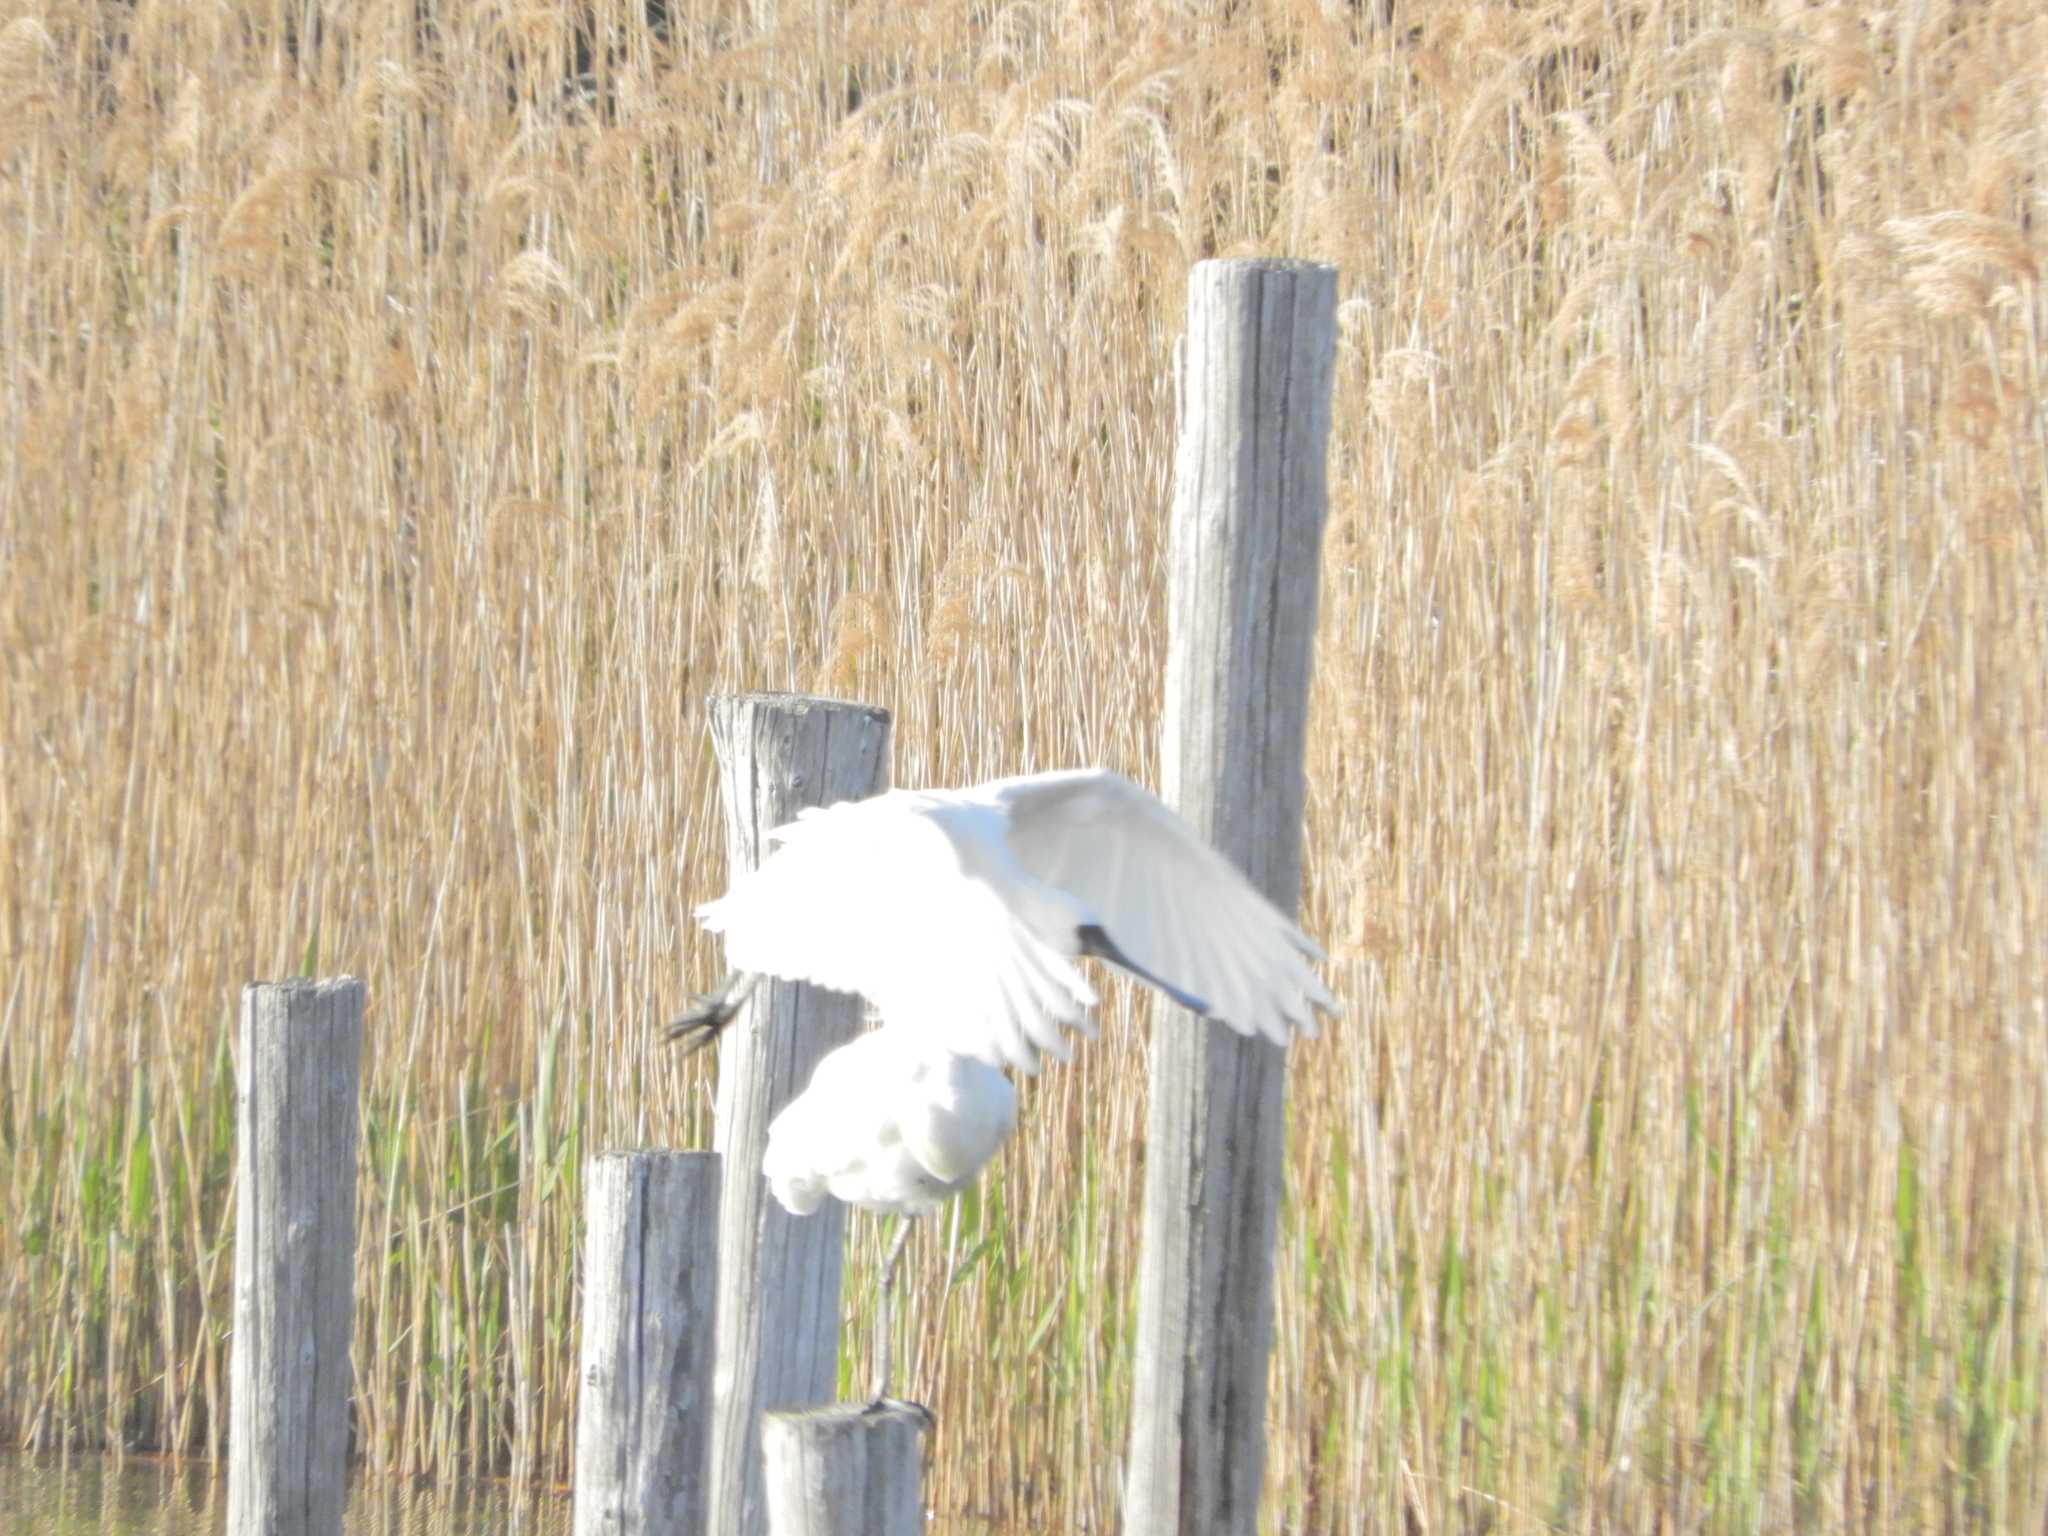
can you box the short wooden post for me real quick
[572,1151,722,1536]
[705,692,893,1536]
[1124,259,1338,1535]
[229,977,365,1536]
[760,1404,927,1536]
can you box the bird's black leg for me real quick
[663,970,759,1053]
[869,1216,917,1406]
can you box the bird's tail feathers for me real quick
[768,1168,828,1215]
[763,1114,830,1214]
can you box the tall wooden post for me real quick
[705,692,893,1536]
[1124,259,1338,1534]
[229,977,365,1536]
[572,1151,722,1536]
[761,1404,927,1536]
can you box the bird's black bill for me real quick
[663,971,757,1054]
[1076,923,1212,1016]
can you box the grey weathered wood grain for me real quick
[705,692,894,1536]
[1124,259,1338,1535]
[228,977,365,1536]
[572,1151,721,1536]
[761,1404,927,1536]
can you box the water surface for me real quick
[0,1453,569,1536]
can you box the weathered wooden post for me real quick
[229,976,365,1536]
[1124,259,1338,1534]
[761,1404,928,1536]
[572,1151,722,1536]
[705,692,893,1536]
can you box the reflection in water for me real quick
[0,1453,570,1536]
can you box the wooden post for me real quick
[229,977,365,1536]
[572,1151,722,1536]
[1124,259,1338,1535]
[760,1404,927,1536]
[705,692,893,1536]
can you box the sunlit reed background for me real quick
[3,0,2044,1529]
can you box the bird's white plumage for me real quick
[986,769,1337,1048]
[762,1028,1018,1217]
[695,766,1336,1397]
[698,767,1337,1080]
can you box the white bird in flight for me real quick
[669,767,1337,1396]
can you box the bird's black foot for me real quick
[663,973,756,1053]
[861,1395,935,1432]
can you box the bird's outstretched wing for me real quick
[694,789,1100,1074]
[979,768,1338,1046]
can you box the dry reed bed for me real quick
[2,0,2044,1529]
